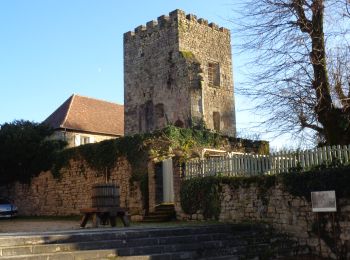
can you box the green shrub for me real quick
[280,165,350,201]
[180,177,222,219]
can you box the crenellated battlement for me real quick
[124,9,230,41]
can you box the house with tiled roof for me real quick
[43,94,124,147]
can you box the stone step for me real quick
[143,213,173,219]
[0,233,247,256]
[115,240,243,257]
[151,209,175,215]
[155,204,174,209]
[202,256,240,260]
[0,225,251,247]
[143,206,176,222]
[145,211,175,217]
[141,217,173,222]
[0,224,307,260]
[0,248,118,260]
[94,251,199,260]
[198,240,309,259]
[0,239,246,260]
[149,251,198,260]
[154,207,175,212]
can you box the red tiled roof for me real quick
[43,94,124,136]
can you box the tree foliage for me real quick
[235,0,350,145]
[0,120,66,184]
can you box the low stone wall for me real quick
[175,182,350,259]
[0,157,144,221]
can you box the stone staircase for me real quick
[142,204,176,222]
[0,224,309,260]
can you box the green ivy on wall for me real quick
[180,176,222,219]
[280,164,350,201]
[180,164,350,258]
[180,164,350,220]
[51,126,225,179]
[180,175,276,219]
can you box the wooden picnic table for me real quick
[80,207,130,228]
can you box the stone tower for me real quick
[124,9,236,136]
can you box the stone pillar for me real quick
[147,160,156,213]
[172,157,184,218]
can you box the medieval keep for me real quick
[124,9,236,136]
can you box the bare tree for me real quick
[234,0,350,145]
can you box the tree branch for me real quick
[299,113,324,133]
[293,0,313,33]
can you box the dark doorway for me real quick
[138,100,154,133]
[174,119,184,128]
[213,112,221,131]
[155,103,165,128]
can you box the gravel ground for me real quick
[0,218,83,233]
[0,217,219,233]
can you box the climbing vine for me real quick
[180,176,222,219]
[51,126,227,180]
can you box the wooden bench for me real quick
[80,207,130,228]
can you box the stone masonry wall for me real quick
[124,11,187,135]
[124,9,236,136]
[175,182,350,259]
[0,157,143,221]
[178,11,235,136]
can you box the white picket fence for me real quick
[184,145,350,179]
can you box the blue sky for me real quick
[0,0,286,147]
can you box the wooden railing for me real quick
[184,145,350,178]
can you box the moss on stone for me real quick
[180,50,195,60]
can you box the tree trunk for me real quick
[309,0,350,145]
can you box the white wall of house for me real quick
[51,130,119,147]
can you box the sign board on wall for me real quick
[311,191,337,212]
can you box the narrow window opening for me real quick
[208,62,220,87]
